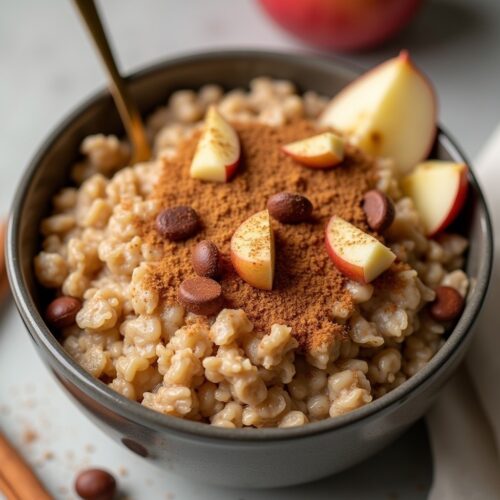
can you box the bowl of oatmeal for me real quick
[6,50,492,487]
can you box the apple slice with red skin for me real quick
[190,106,240,182]
[401,161,468,237]
[320,51,437,175]
[282,132,344,168]
[325,216,396,284]
[230,210,275,290]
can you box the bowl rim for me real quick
[6,49,494,443]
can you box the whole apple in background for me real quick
[258,0,422,52]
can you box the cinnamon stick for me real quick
[0,430,53,500]
[0,471,18,500]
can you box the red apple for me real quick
[320,51,437,175]
[401,161,468,236]
[258,0,422,52]
[231,210,275,290]
[190,106,240,182]
[282,132,344,168]
[325,216,395,283]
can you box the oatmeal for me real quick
[35,75,469,428]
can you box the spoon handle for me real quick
[73,0,150,163]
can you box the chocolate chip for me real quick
[75,468,116,500]
[177,277,223,316]
[156,206,200,241]
[46,296,82,329]
[429,286,465,322]
[362,190,395,232]
[267,192,313,224]
[192,240,221,279]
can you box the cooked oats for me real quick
[35,78,469,428]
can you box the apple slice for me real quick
[401,161,468,236]
[320,51,437,175]
[325,216,396,284]
[190,106,240,182]
[231,210,275,290]
[282,132,344,168]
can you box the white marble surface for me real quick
[1,0,499,498]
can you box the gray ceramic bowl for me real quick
[6,50,493,488]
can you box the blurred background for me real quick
[1,0,500,498]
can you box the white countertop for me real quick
[1,0,499,498]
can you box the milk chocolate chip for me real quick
[430,286,465,322]
[46,296,82,328]
[178,277,223,316]
[192,240,221,279]
[75,468,116,500]
[156,206,200,241]
[362,190,395,232]
[267,192,313,224]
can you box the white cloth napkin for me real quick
[428,126,500,500]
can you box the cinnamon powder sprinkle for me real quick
[136,120,380,352]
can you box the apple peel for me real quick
[190,106,241,182]
[325,216,396,283]
[282,132,344,168]
[401,160,468,236]
[320,51,437,175]
[230,210,275,290]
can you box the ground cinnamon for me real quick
[136,120,380,352]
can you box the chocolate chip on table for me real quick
[177,276,224,316]
[430,286,465,322]
[267,192,313,224]
[75,468,116,500]
[46,296,82,328]
[155,206,201,241]
[192,240,221,279]
[362,189,395,232]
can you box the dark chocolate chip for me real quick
[267,192,313,224]
[429,286,465,322]
[177,277,223,316]
[74,468,116,500]
[192,240,221,279]
[46,296,82,329]
[156,206,200,241]
[362,190,395,232]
